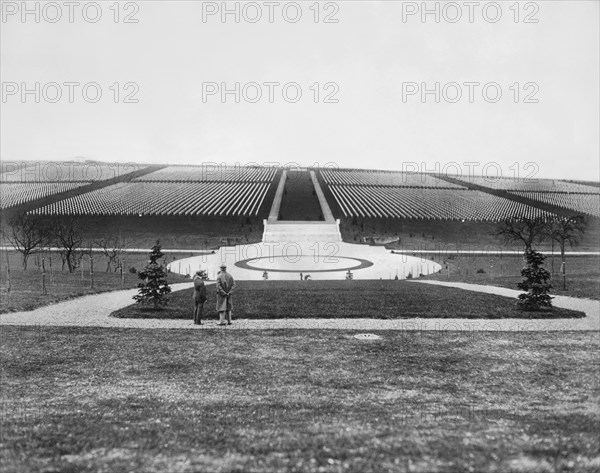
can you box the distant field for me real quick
[509,191,600,218]
[111,280,584,320]
[0,161,143,182]
[0,182,88,209]
[2,327,597,473]
[1,162,599,251]
[2,163,598,221]
[134,165,277,182]
[328,186,552,220]
[320,168,465,188]
[317,168,600,220]
[450,174,600,194]
[0,161,149,210]
[29,181,274,217]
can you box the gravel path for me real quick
[0,281,598,332]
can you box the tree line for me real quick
[3,214,127,273]
[496,215,587,271]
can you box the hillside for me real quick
[1,162,598,251]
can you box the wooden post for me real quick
[6,250,11,293]
[81,258,84,281]
[90,254,94,289]
[551,239,555,276]
[42,271,47,295]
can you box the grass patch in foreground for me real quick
[1,327,598,473]
[111,280,584,320]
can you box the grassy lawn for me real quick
[426,254,600,300]
[1,327,598,473]
[0,251,191,314]
[111,280,584,320]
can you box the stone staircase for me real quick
[263,168,342,243]
[262,220,342,243]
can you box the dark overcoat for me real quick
[193,277,207,303]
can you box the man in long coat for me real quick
[216,264,235,325]
[193,270,207,325]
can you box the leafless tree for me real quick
[97,236,127,272]
[546,216,587,260]
[50,218,83,273]
[5,214,48,270]
[495,217,548,252]
[546,216,587,289]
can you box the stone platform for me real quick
[168,241,441,281]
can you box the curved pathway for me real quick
[0,281,598,331]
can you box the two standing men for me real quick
[192,264,235,326]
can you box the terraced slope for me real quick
[0,162,159,214]
[30,181,272,217]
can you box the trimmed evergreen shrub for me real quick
[517,249,553,311]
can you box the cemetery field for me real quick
[112,280,584,320]
[1,327,598,473]
[427,254,600,300]
[0,251,191,314]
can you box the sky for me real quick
[1,0,599,181]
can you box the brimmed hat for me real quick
[220,263,227,269]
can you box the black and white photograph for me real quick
[1,1,599,472]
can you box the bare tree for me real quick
[546,216,587,289]
[50,218,83,273]
[495,217,548,252]
[5,214,48,270]
[97,236,127,272]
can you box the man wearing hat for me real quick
[216,264,235,325]
[192,270,207,325]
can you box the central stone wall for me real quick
[262,220,342,243]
